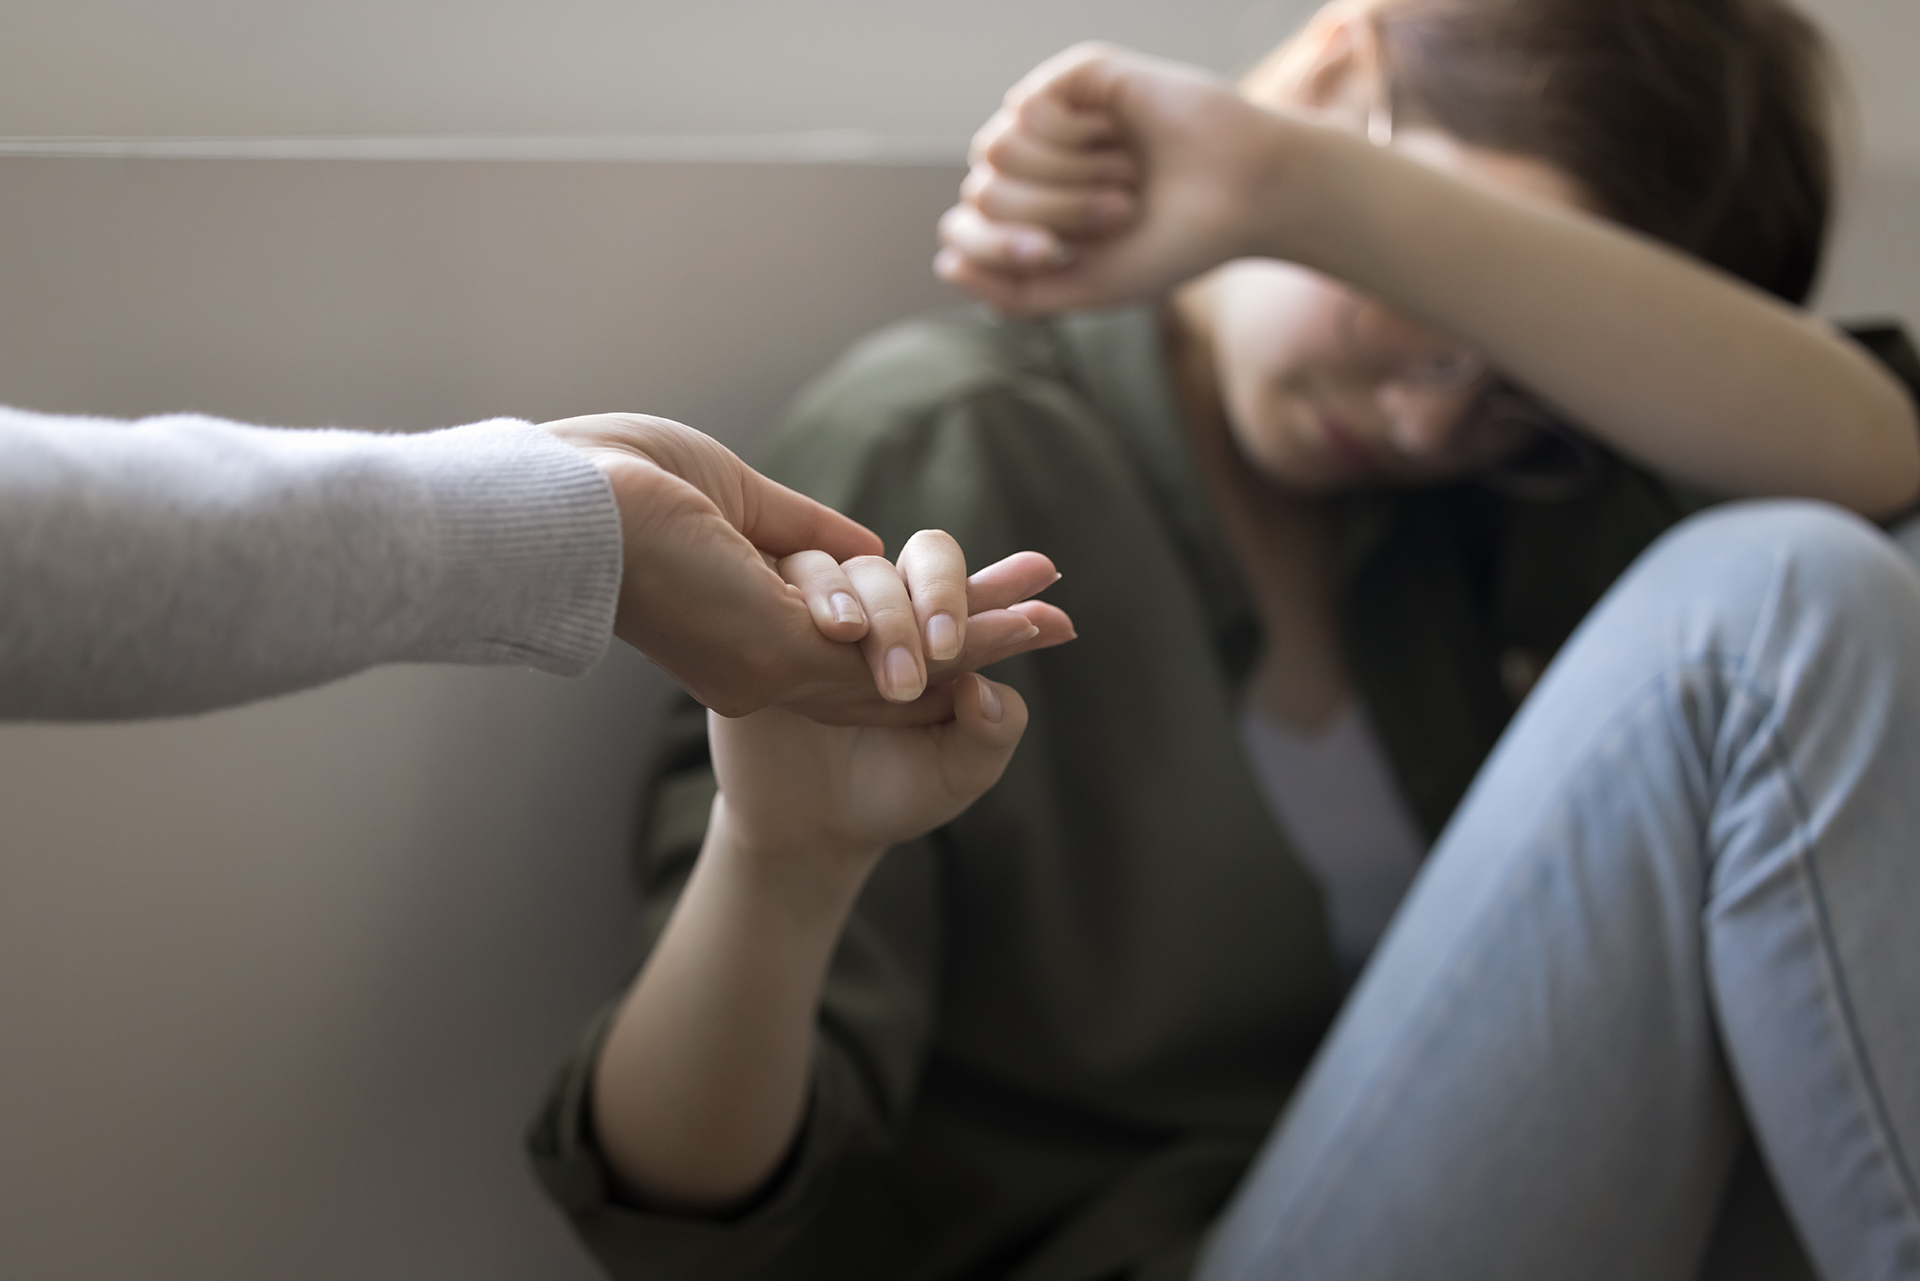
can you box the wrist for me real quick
[1248,113,1397,275]
[704,796,882,924]
[1233,107,1319,262]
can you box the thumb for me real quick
[736,467,884,563]
[935,674,1029,802]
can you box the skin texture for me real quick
[544,413,1072,724]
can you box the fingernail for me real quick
[832,591,864,625]
[884,646,920,699]
[978,679,1004,723]
[926,612,960,660]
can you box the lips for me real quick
[1311,407,1386,475]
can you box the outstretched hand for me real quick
[544,414,1072,723]
[935,42,1295,315]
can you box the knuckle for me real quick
[972,112,1010,153]
[1011,95,1048,132]
[972,185,1014,220]
[866,606,919,637]
[979,132,1019,169]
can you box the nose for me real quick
[1378,382,1477,459]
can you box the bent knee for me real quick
[1625,500,1920,646]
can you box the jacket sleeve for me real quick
[0,406,621,720]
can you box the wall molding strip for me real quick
[0,130,967,164]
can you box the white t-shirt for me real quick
[1237,700,1428,982]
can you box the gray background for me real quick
[0,2,1914,1277]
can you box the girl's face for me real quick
[1188,110,1590,492]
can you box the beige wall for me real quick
[0,1,1913,170]
[0,0,1315,140]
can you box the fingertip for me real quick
[830,590,867,629]
[814,616,869,645]
[975,672,1004,724]
[926,611,962,662]
[839,518,886,559]
[981,676,1029,741]
[881,644,927,703]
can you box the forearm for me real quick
[590,798,877,1210]
[0,408,620,720]
[1269,127,1920,514]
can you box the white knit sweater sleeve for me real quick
[0,406,623,720]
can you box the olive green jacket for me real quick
[529,307,1912,1281]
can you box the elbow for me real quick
[1850,397,1920,521]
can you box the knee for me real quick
[1599,502,1920,684]
[1643,499,1913,612]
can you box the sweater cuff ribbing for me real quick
[398,420,622,677]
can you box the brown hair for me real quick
[1359,0,1836,304]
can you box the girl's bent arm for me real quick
[590,797,873,1209]
[1273,124,1920,516]
[591,662,1031,1210]
[947,47,1920,516]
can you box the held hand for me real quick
[545,414,1073,722]
[709,672,1029,878]
[936,43,1294,315]
[588,669,1031,1208]
[770,535,1074,727]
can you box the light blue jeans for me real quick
[1199,502,1920,1281]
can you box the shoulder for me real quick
[762,310,1114,509]
[784,309,1064,430]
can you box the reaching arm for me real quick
[938,45,1920,517]
[590,536,1034,1208]
[0,406,622,720]
[0,405,1072,722]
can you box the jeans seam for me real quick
[1762,718,1920,1256]
[1245,656,1918,1276]
[1726,541,1920,1255]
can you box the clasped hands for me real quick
[543,412,1073,726]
